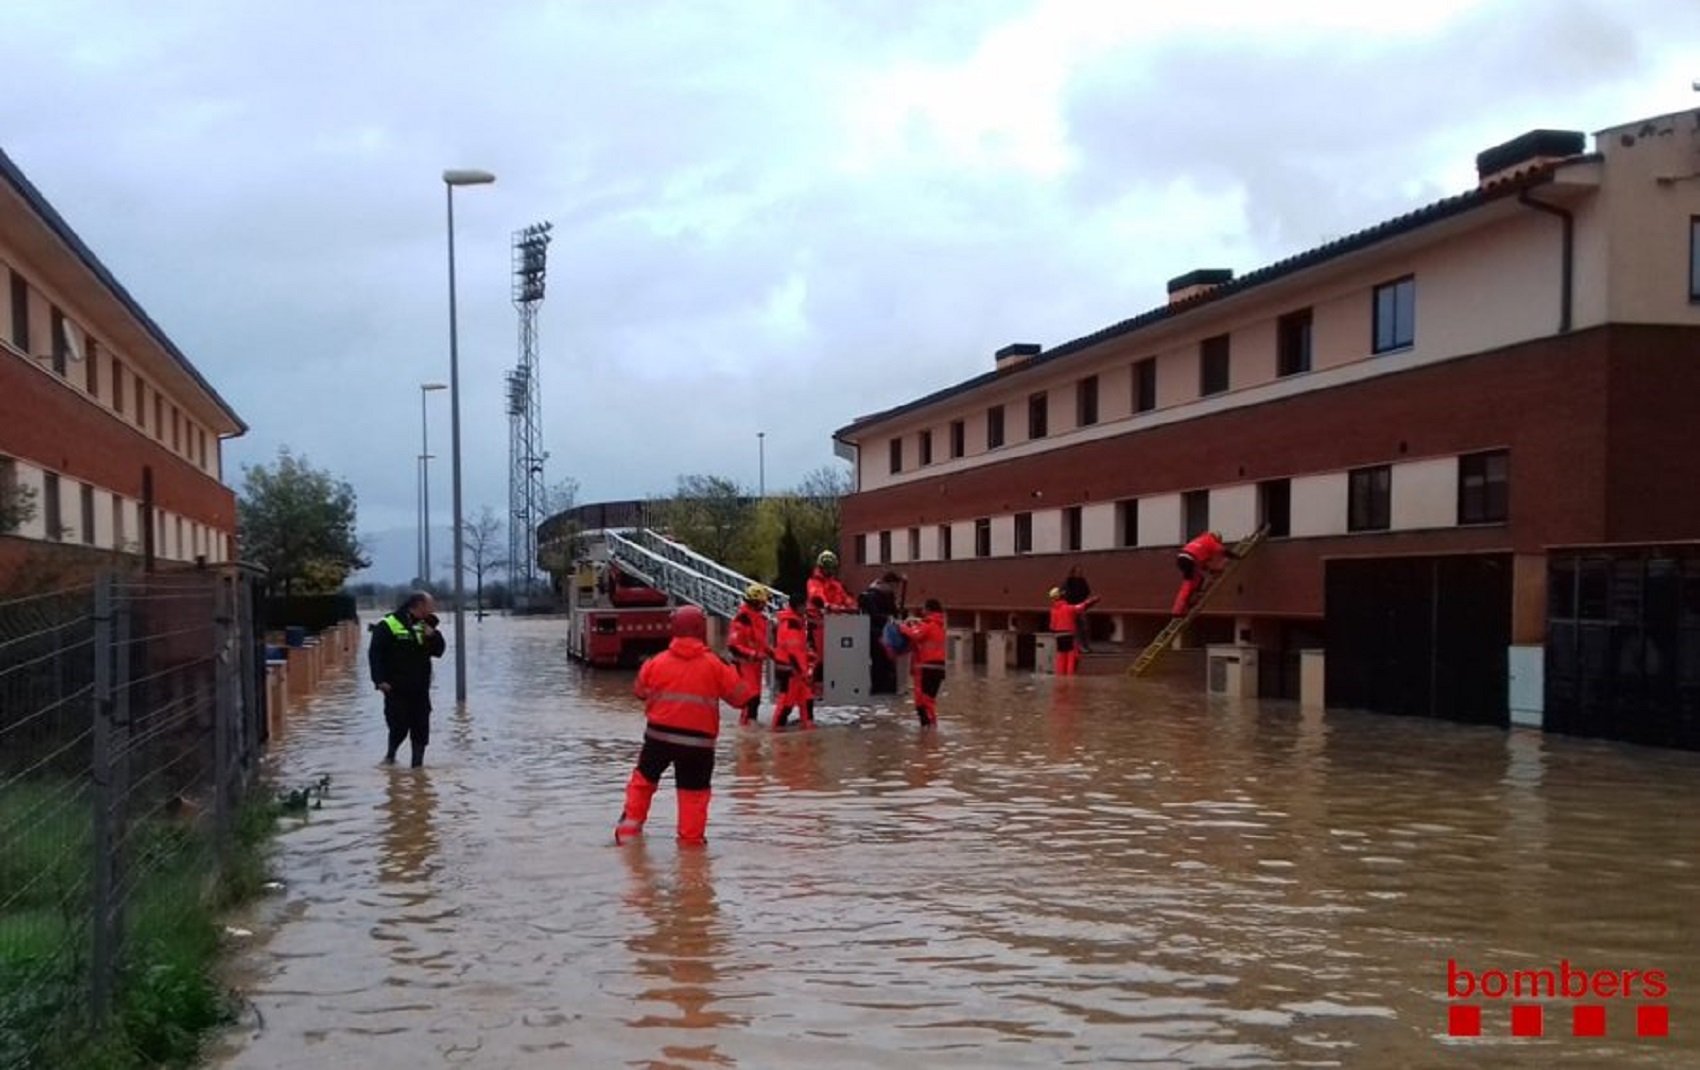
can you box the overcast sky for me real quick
[2,0,1695,580]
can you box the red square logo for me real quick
[1572,1004,1607,1037]
[1511,1004,1543,1037]
[1637,1005,1668,1038]
[1448,1004,1482,1037]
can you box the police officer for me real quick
[368,592,447,767]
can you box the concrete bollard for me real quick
[984,630,1011,677]
[267,659,289,730]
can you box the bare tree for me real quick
[795,463,852,558]
[462,505,507,616]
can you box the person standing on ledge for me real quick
[368,591,446,768]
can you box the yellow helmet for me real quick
[817,550,839,570]
[1048,587,1062,600]
[745,584,770,604]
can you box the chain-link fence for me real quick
[0,567,265,1068]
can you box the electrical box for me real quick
[822,613,870,705]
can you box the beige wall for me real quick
[950,520,974,560]
[1032,509,1062,554]
[1082,502,1116,551]
[1138,493,1182,547]
[1597,112,1700,327]
[990,515,1014,557]
[1291,473,1348,538]
[1210,483,1259,540]
[1391,457,1459,531]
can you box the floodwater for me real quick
[211,615,1700,1069]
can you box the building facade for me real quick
[833,111,1700,742]
[0,148,246,581]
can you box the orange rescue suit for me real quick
[634,637,753,739]
[727,602,770,724]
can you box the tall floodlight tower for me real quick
[508,221,552,609]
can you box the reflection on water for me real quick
[214,616,1700,1069]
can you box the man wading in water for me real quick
[368,592,446,768]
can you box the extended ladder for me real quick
[599,528,787,620]
[1128,526,1270,678]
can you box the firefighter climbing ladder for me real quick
[600,528,788,620]
[1128,526,1271,678]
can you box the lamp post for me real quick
[758,431,766,499]
[443,167,495,705]
[418,382,446,584]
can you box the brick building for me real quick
[0,147,246,581]
[832,110,1700,745]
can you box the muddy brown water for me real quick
[209,615,1699,1069]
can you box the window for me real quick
[949,419,965,459]
[908,527,921,560]
[175,517,184,559]
[878,530,892,563]
[939,524,953,561]
[987,405,1005,449]
[1183,489,1210,539]
[134,376,145,427]
[154,395,163,440]
[1117,499,1139,547]
[1277,308,1313,377]
[1373,276,1416,353]
[1259,479,1292,538]
[854,533,867,565]
[1064,506,1083,551]
[889,437,903,475]
[80,483,94,544]
[1691,217,1700,302]
[974,518,991,558]
[43,472,61,540]
[112,359,124,413]
[1134,357,1156,413]
[1028,392,1048,439]
[9,271,28,353]
[84,339,99,396]
[1458,450,1509,525]
[50,307,67,376]
[172,407,181,453]
[112,493,126,549]
[0,457,16,535]
[1076,375,1099,427]
[1199,334,1230,396]
[1348,465,1392,532]
[919,429,933,466]
[1014,512,1033,554]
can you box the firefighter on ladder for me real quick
[1172,531,1240,617]
[805,550,856,694]
[770,594,815,729]
[728,584,771,726]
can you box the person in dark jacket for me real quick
[368,592,447,767]
[860,571,904,694]
[1061,566,1093,653]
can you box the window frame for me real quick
[9,271,28,353]
[1372,276,1416,354]
[918,429,933,467]
[938,524,953,561]
[43,471,61,541]
[1259,478,1292,538]
[1063,505,1083,552]
[112,358,125,414]
[112,492,126,549]
[888,436,903,475]
[1117,499,1139,548]
[974,518,991,558]
[1348,465,1393,532]
[50,307,67,376]
[854,533,867,566]
[1199,334,1230,397]
[1457,449,1510,525]
[949,419,966,459]
[986,405,1005,450]
[80,482,95,544]
[878,530,892,563]
[1183,489,1211,539]
[1076,375,1099,428]
[1027,392,1048,440]
[1014,512,1033,555]
[1276,307,1313,377]
[1691,216,1700,302]
[84,339,99,396]
[908,527,921,561]
[1134,358,1157,413]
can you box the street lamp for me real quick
[443,167,495,705]
[758,431,766,499]
[418,382,447,583]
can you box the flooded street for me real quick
[212,615,1699,1069]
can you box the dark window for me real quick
[134,375,145,426]
[889,437,903,475]
[974,518,991,558]
[0,457,16,535]
[1348,465,1392,531]
[1183,489,1211,539]
[1117,500,1139,547]
[1014,512,1033,554]
[1691,217,1700,302]
[919,429,933,466]
[43,471,60,540]
[1373,276,1416,353]
[1259,478,1292,538]
[112,358,124,413]
[112,493,125,548]
[908,527,921,560]
[172,408,181,452]
[1199,334,1230,396]
[1028,392,1048,439]
[80,482,94,544]
[9,271,28,353]
[50,307,67,376]
[199,430,208,468]
[1064,505,1083,551]
[1134,358,1156,413]
[854,533,867,566]
[987,405,1005,449]
[949,420,965,458]
[1076,376,1099,427]
[175,517,183,558]
[84,339,98,396]
[154,395,163,439]
[1458,450,1510,525]
[1277,308,1313,376]
[939,524,953,561]
[879,530,892,562]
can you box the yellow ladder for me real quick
[1128,526,1270,678]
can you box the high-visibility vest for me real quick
[904,613,947,665]
[635,638,750,738]
[382,613,421,643]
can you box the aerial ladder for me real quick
[1128,526,1270,678]
[599,528,787,620]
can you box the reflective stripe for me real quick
[651,690,717,708]
[382,613,421,643]
[644,727,717,748]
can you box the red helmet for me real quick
[671,604,707,640]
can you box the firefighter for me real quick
[770,595,815,729]
[804,550,856,691]
[898,598,947,727]
[728,584,772,726]
[368,592,447,767]
[1172,530,1238,616]
[1049,587,1098,676]
[613,605,755,847]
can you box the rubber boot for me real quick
[614,769,659,845]
[772,705,791,731]
[677,789,711,846]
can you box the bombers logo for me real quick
[1446,959,1669,1038]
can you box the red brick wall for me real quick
[0,354,235,530]
[1605,325,1700,543]
[837,326,1683,616]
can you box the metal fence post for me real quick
[89,573,116,1024]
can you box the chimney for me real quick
[995,342,1041,371]
[1475,129,1585,187]
[1167,268,1233,306]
